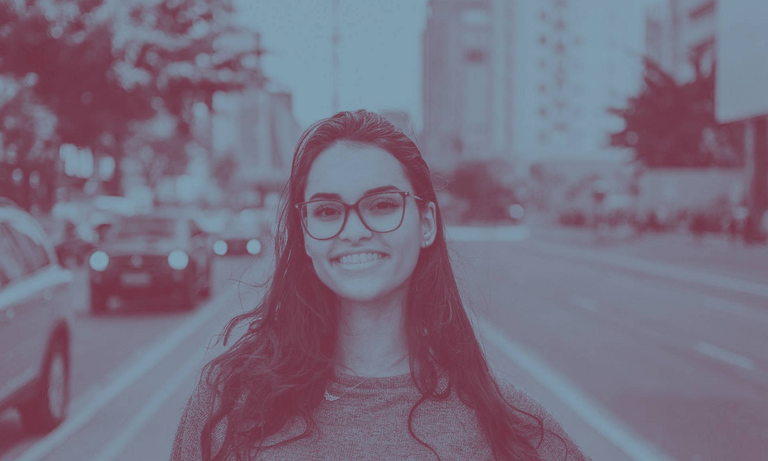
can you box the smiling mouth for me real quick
[332,253,388,265]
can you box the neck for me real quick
[334,295,411,377]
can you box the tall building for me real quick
[212,85,302,185]
[422,0,497,169]
[645,0,717,82]
[422,0,646,171]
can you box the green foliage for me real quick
[608,57,743,168]
[0,0,260,201]
[447,159,518,222]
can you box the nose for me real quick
[338,208,372,241]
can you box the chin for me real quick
[334,284,389,303]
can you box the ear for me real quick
[420,201,437,248]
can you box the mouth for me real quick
[331,252,388,267]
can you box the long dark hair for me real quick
[198,110,567,460]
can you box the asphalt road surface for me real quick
[1,227,766,460]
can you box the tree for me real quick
[447,159,518,223]
[0,0,260,201]
[608,56,743,168]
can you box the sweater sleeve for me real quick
[498,377,594,461]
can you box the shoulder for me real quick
[495,375,594,461]
[171,366,231,461]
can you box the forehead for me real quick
[304,143,411,201]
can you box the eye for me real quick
[371,199,398,210]
[313,205,342,217]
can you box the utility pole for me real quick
[331,0,340,113]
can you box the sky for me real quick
[232,0,429,131]
[232,0,665,132]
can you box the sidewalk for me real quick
[527,220,768,287]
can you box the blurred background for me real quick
[1,0,767,460]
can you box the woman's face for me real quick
[301,142,436,305]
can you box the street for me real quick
[1,227,767,461]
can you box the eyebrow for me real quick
[308,185,402,201]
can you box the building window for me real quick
[538,59,547,69]
[465,49,485,63]
[539,35,547,45]
[554,40,566,55]
[539,84,547,94]
[689,1,715,21]
[553,19,566,32]
[539,107,548,117]
[553,122,568,132]
[540,11,547,21]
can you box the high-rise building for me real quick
[422,0,646,170]
[212,86,301,184]
[422,0,497,169]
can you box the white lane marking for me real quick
[14,288,239,461]
[89,351,204,461]
[528,241,768,299]
[694,341,756,371]
[568,295,598,313]
[476,317,676,461]
[445,225,530,242]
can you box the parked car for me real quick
[87,211,212,314]
[0,200,73,434]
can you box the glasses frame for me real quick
[294,191,424,240]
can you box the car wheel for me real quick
[18,338,69,435]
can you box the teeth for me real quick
[338,252,384,265]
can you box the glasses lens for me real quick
[360,192,405,232]
[304,201,345,239]
[304,192,405,239]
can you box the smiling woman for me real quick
[171,110,592,460]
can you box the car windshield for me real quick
[104,216,179,241]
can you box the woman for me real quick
[172,110,591,460]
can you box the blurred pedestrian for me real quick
[171,110,591,460]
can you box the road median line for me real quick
[476,317,676,461]
[527,240,768,299]
[14,287,241,461]
[89,350,204,461]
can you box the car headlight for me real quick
[509,204,525,220]
[89,251,109,271]
[213,240,228,256]
[168,250,189,270]
[246,239,262,255]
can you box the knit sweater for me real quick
[171,369,592,461]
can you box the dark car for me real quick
[212,219,267,257]
[212,211,271,258]
[0,200,73,434]
[87,212,212,314]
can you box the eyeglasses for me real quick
[294,191,424,240]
